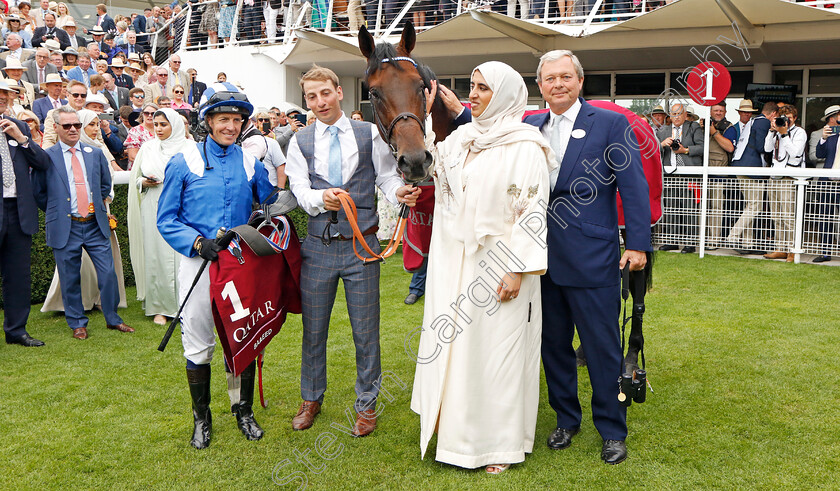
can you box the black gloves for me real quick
[194,237,223,261]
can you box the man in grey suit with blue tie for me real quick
[285,65,419,437]
[31,106,133,340]
[0,80,51,347]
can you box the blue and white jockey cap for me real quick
[198,82,254,120]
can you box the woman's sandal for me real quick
[153,315,167,325]
[485,464,510,475]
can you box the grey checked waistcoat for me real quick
[296,120,378,238]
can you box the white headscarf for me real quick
[78,109,105,149]
[127,108,193,301]
[457,61,552,158]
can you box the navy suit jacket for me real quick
[33,96,66,131]
[0,118,51,236]
[732,115,771,167]
[816,134,838,170]
[96,15,117,33]
[524,98,651,288]
[32,142,112,248]
[31,26,72,50]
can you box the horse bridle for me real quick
[367,56,426,159]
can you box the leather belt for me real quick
[71,214,96,223]
[310,225,379,242]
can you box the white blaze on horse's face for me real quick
[303,79,344,126]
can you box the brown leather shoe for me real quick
[107,323,135,333]
[351,409,377,437]
[292,401,320,430]
[786,253,795,263]
[763,251,787,259]
[72,327,88,340]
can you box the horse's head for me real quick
[360,22,432,183]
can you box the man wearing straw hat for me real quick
[62,18,86,51]
[109,58,134,90]
[2,59,36,110]
[21,47,57,86]
[725,99,776,254]
[647,104,667,131]
[32,72,65,130]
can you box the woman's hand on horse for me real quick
[396,185,422,207]
[424,79,437,115]
[438,84,464,118]
[497,272,522,302]
[322,188,344,211]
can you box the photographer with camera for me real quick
[657,102,704,253]
[31,13,71,50]
[762,104,806,263]
[706,102,738,247]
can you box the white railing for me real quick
[656,167,840,263]
[166,0,839,52]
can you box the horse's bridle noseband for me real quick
[368,56,426,159]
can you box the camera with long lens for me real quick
[775,115,789,128]
[617,369,647,407]
[669,139,682,151]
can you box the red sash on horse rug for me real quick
[210,214,302,376]
[403,180,435,272]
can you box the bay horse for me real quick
[358,21,460,182]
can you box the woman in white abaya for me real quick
[410,62,555,474]
[127,108,187,325]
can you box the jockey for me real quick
[157,82,277,449]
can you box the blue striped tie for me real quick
[328,125,342,187]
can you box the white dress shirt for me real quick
[285,113,403,216]
[541,98,581,191]
[764,124,807,169]
[59,140,92,217]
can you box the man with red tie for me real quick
[31,106,133,340]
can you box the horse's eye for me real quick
[369,89,380,100]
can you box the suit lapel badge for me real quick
[571,128,586,139]
[84,146,93,153]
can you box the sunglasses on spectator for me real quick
[69,92,86,98]
[132,94,145,98]
[258,118,270,122]
[171,61,181,64]
[143,111,155,116]
[60,123,82,130]
[174,90,184,94]
[23,118,34,123]
[157,73,168,77]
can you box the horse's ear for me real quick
[358,25,375,59]
[398,20,416,55]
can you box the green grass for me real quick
[1,252,839,489]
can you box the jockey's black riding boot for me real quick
[232,362,264,441]
[187,365,212,449]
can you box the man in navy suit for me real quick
[524,50,650,465]
[725,101,777,253]
[814,111,840,262]
[92,3,117,33]
[0,80,51,347]
[31,106,133,340]
[32,73,66,131]
[32,13,72,50]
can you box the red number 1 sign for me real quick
[686,62,731,107]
